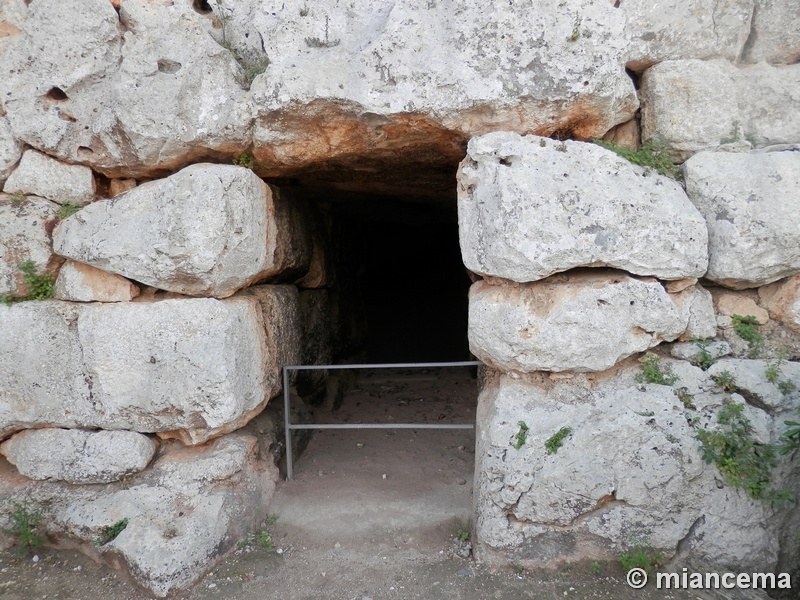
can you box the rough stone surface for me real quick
[0,0,250,178]
[0,195,60,297]
[707,358,800,412]
[2,150,95,205]
[641,60,800,159]
[759,276,800,334]
[108,178,136,197]
[297,289,333,397]
[0,429,279,597]
[622,0,755,71]
[712,289,770,324]
[670,340,731,362]
[468,272,714,373]
[473,362,797,570]
[0,297,275,445]
[458,133,708,283]
[0,117,22,184]
[53,164,310,298]
[684,151,800,289]
[742,0,800,64]
[54,260,140,302]
[234,284,303,395]
[1,428,157,484]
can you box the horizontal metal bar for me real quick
[288,423,474,430]
[284,361,481,372]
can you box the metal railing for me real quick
[282,361,481,479]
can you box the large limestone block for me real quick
[54,260,140,302]
[247,0,637,177]
[1,429,157,484]
[77,298,269,444]
[0,0,250,177]
[457,132,708,283]
[2,150,95,205]
[759,276,800,333]
[622,0,755,71]
[474,366,790,570]
[53,164,310,298]
[0,430,280,597]
[742,0,800,64]
[468,272,714,373]
[641,60,800,159]
[0,302,91,436]
[0,297,273,445]
[0,195,60,297]
[0,117,22,184]
[684,151,800,289]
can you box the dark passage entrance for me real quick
[360,218,470,363]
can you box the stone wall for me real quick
[1,0,799,596]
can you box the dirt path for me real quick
[0,368,701,599]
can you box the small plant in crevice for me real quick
[674,387,696,410]
[592,138,682,181]
[232,152,255,170]
[95,518,129,546]
[777,407,800,456]
[513,421,529,450]
[635,353,679,386]
[695,398,792,506]
[765,356,796,396]
[257,530,273,551]
[56,201,81,220]
[455,527,471,543]
[618,545,664,574]
[514,564,525,575]
[3,500,47,556]
[690,338,715,371]
[0,261,55,306]
[590,561,602,576]
[9,193,27,206]
[711,370,737,393]
[730,314,764,358]
[566,17,581,42]
[544,426,573,455]
[212,0,269,90]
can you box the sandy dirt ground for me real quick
[1,368,706,599]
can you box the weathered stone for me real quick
[759,276,800,334]
[53,164,310,298]
[641,60,800,159]
[468,272,713,373]
[640,59,739,161]
[707,358,800,412]
[0,297,275,445]
[0,0,250,178]
[684,151,800,289]
[458,133,708,283]
[473,364,793,570]
[623,0,755,71]
[54,260,140,302]
[0,302,90,437]
[0,429,279,597]
[681,284,718,341]
[0,117,22,184]
[0,195,60,297]
[3,150,95,205]
[670,340,731,362]
[1,429,157,484]
[712,289,770,324]
[742,0,800,64]
[234,284,303,394]
[108,178,136,197]
[297,289,333,396]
